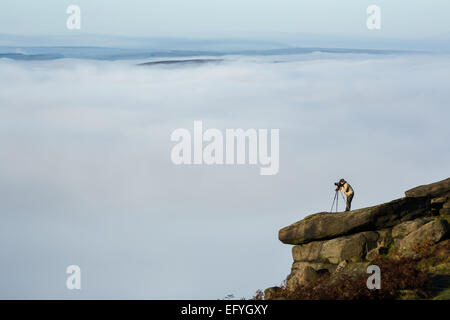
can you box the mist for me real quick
[0,53,449,298]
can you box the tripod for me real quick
[330,190,346,213]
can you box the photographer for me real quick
[335,179,354,211]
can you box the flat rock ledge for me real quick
[279,196,429,245]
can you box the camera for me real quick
[334,182,339,186]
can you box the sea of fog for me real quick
[0,51,449,299]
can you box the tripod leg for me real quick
[330,191,337,213]
[336,191,339,213]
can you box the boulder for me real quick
[319,262,371,288]
[392,217,432,239]
[264,286,282,300]
[405,177,450,198]
[285,261,339,292]
[292,231,378,264]
[279,197,429,245]
[286,265,318,291]
[398,219,448,251]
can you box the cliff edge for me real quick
[264,177,450,300]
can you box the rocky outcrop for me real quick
[292,231,379,264]
[397,219,448,251]
[269,177,450,294]
[286,265,319,289]
[279,197,430,245]
[405,177,450,198]
[391,217,432,238]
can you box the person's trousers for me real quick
[346,193,354,212]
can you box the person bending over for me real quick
[335,178,354,211]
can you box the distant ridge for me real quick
[0,45,417,62]
[137,58,224,66]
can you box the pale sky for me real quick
[1,0,450,39]
[1,0,450,300]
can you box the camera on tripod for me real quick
[331,180,345,212]
[334,179,345,187]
